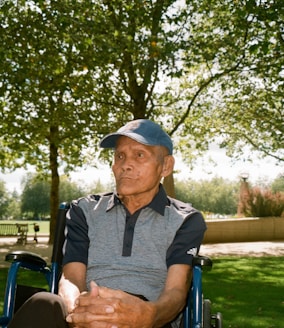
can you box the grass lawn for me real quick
[0,256,283,327]
[0,267,49,314]
[0,220,50,235]
[203,256,284,328]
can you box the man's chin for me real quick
[116,186,137,198]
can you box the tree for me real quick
[0,0,188,238]
[59,176,88,203]
[271,175,284,193]
[0,180,10,219]
[175,177,239,215]
[0,1,115,239]
[83,179,113,195]
[21,174,50,219]
[1,0,283,240]
[6,190,21,220]
[163,0,283,162]
[20,173,96,219]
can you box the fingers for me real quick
[75,293,115,311]
[74,284,116,316]
[74,302,115,315]
[76,284,119,309]
[66,312,118,328]
[68,285,125,327]
[90,280,98,294]
[97,286,126,300]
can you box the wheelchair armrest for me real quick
[193,255,213,269]
[5,250,48,271]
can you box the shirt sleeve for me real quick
[166,211,207,268]
[62,200,89,266]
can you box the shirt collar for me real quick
[106,184,169,216]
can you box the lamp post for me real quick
[237,172,250,217]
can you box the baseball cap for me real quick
[100,119,173,155]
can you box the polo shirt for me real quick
[62,184,206,301]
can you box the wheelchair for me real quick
[0,203,222,328]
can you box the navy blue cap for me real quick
[100,119,173,155]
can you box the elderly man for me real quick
[8,119,206,328]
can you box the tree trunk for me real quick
[49,127,60,244]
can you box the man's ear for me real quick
[162,155,175,178]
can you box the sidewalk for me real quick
[200,240,284,257]
[1,237,284,268]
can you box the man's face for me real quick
[112,136,170,198]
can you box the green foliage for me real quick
[243,187,284,217]
[83,179,113,195]
[162,0,284,162]
[19,173,109,218]
[5,190,21,220]
[21,174,51,219]
[0,180,10,219]
[1,0,283,238]
[59,176,87,204]
[0,182,21,219]
[175,177,239,215]
[271,175,284,193]
[0,0,108,171]
[1,0,283,169]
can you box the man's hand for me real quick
[59,262,88,314]
[66,281,156,328]
[58,275,81,314]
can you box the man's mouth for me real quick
[119,176,133,180]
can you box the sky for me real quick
[1,145,283,192]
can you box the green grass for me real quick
[202,256,284,328]
[0,220,50,235]
[1,256,283,327]
[0,267,49,313]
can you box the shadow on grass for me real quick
[0,257,283,328]
[203,256,284,328]
[0,267,49,314]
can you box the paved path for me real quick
[1,237,284,268]
[200,240,284,257]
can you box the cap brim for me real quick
[100,132,156,149]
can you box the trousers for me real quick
[7,292,173,328]
[8,292,68,328]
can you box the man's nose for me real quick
[121,156,134,171]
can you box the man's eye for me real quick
[116,153,124,160]
[137,152,144,158]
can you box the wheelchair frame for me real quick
[0,203,222,328]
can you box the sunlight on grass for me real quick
[203,256,284,328]
[0,220,50,235]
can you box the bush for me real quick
[243,187,284,217]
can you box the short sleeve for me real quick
[166,211,207,267]
[62,201,89,266]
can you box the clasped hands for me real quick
[66,281,156,328]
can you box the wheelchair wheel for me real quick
[211,312,223,328]
[203,299,212,328]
